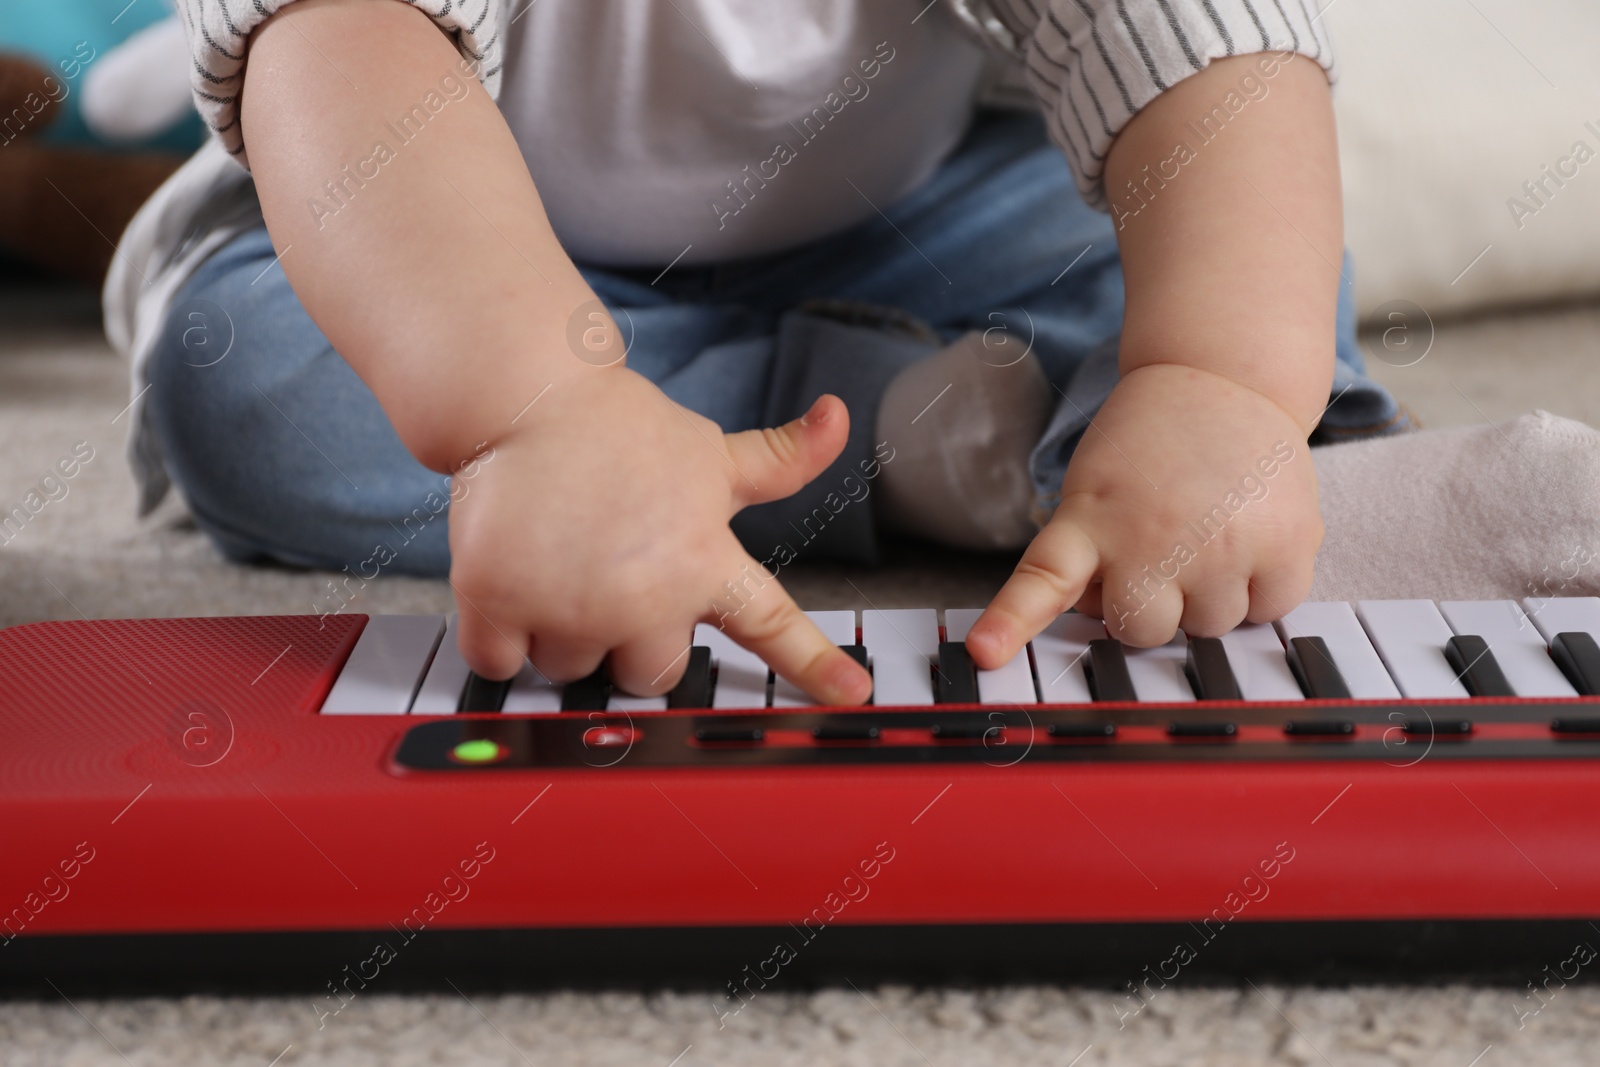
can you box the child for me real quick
[113,0,1409,703]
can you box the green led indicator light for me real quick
[451,739,504,764]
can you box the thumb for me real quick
[965,516,1100,670]
[723,394,850,509]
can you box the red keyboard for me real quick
[4,600,1600,992]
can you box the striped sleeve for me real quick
[174,0,504,169]
[951,0,1336,210]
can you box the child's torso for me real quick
[497,0,987,266]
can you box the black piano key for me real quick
[935,641,979,704]
[666,646,713,709]
[1184,637,1242,701]
[840,644,873,704]
[1286,636,1352,700]
[561,667,612,711]
[1443,635,1515,698]
[1283,720,1356,738]
[1551,632,1600,695]
[1084,639,1137,702]
[458,672,511,712]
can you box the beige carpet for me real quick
[9,983,1600,1067]
[6,283,1600,1062]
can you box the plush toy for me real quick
[0,4,203,286]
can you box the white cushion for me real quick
[1329,0,1600,319]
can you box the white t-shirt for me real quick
[171,0,1336,255]
[494,3,984,265]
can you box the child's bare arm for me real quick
[242,0,873,702]
[245,0,590,470]
[970,52,1341,662]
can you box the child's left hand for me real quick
[967,50,1344,667]
[965,360,1321,664]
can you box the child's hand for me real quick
[966,362,1321,664]
[448,371,875,704]
[967,51,1347,667]
[238,5,870,704]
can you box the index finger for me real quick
[966,518,1099,670]
[713,558,873,706]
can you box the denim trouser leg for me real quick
[145,108,1407,576]
[149,227,457,575]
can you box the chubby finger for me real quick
[1074,579,1104,620]
[609,627,697,697]
[967,518,1099,670]
[1177,575,1252,638]
[455,600,530,681]
[1100,565,1185,647]
[723,394,850,510]
[527,636,608,686]
[1245,560,1315,625]
[715,564,872,705]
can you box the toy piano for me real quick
[4,598,1600,994]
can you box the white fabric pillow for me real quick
[1328,0,1600,320]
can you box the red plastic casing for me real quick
[2,614,1598,937]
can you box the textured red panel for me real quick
[0,614,364,716]
[0,615,364,800]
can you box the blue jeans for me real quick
[146,108,1407,575]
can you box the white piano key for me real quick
[411,614,475,714]
[1440,600,1576,697]
[1124,634,1196,702]
[607,692,669,712]
[943,608,1038,704]
[1031,614,1104,704]
[1276,601,1401,700]
[694,623,770,709]
[810,610,859,646]
[772,611,859,707]
[1356,600,1468,699]
[320,614,446,715]
[1219,622,1303,702]
[862,609,939,706]
[1523,596,1600,645]
[502,660,563,712]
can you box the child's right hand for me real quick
[235,0,870,705]
[448,369,874,705]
